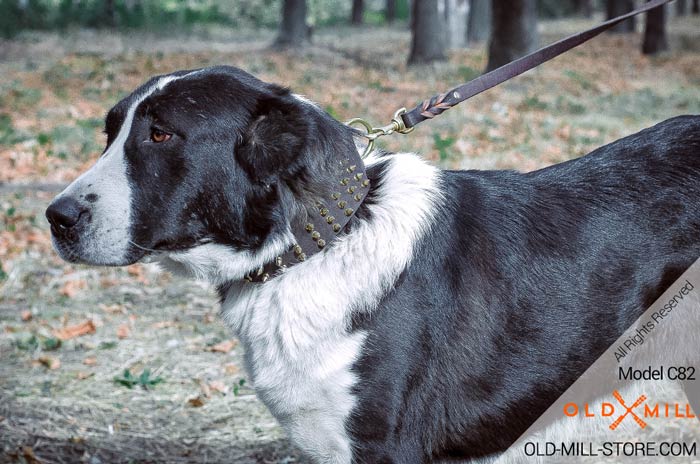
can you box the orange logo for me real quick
[563,392,695,429]
[609,390,647,430]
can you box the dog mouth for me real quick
[130,237,212,262]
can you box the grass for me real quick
[0,15,699,463]
[113,368,164,390]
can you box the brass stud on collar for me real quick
[326,216,335,224]
[261,273,270,283]
[297,253,306,262]
[311,231,321,241]
[275,256,283,267]
[256,266,264,276]
[354,173,363,181]
[362,179,370,187]
[345,208,354,216]
[340,178,350,186]
[337,200,347,209]
[332,192,341,200]
[354,194,362,201]
[293,244,303,255]
[320,208,329,217]
[317,239,326,248]
[333,223,341,232]
[305,223,314,232]
[347,186,356,194]
[347,165,357,173]
[244,274,253,283]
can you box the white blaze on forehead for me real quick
[55,71,200,265]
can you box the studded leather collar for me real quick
[244,149,369,283]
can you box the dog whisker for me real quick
[128,240,161,253]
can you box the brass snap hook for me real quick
[346,108,414,159]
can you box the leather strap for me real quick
[401,0,672,130]
[245,145,370,283]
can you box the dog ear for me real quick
[236,91,309,184]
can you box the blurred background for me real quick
[0,1,699,463]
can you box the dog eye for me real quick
[150,128,172,143]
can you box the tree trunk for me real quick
[351,0,364,25]
[408,0,447,64]
[467,0,491,42]
[642,2,668,54]
[693,0,700,14]
[446,0,470,49]
[486,0,538,72]
[606,0,636,33]
[275,0,309,48]
[386,0,396,22]
[574,0,593,17]
[676,0,687,15]
[104,0,117,27]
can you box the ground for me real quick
[1,15,699,464]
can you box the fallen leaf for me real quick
[209,380,227,394]
[37,355,61,370]
[100,303,126,314]
[59,279,87,298]
[151,321,176,329]
[127,264,149,284]
[127,264,143,276]
[187,396,205,408]
[53,320,96,340]
[22,446,39,464]
[208,340,237,353]
[196,378,211,398]
[82,356,97,366]
[100,277,119,288]
[116,323,130,339]
[223,363,240,375]
[77,371,94,380]
[20,310,32,321]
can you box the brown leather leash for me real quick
[349,0,672,155]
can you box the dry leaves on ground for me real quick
[187,396,205,408]
[52,319,96,340]
[36,355,60,370]
[59,279,88,298]
[116,323,130,339]
[208,340,237,353]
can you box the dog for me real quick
[46,65,700,463]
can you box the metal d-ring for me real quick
[346,117,378,159]
[346,108,415,159]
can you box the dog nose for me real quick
[46,196,87,230]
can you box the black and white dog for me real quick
[46,66,700,463]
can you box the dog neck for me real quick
[241,145,371,283]
[219,152,443,331]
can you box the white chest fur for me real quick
[168,153,442,463]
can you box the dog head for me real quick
[46,66,359,281]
